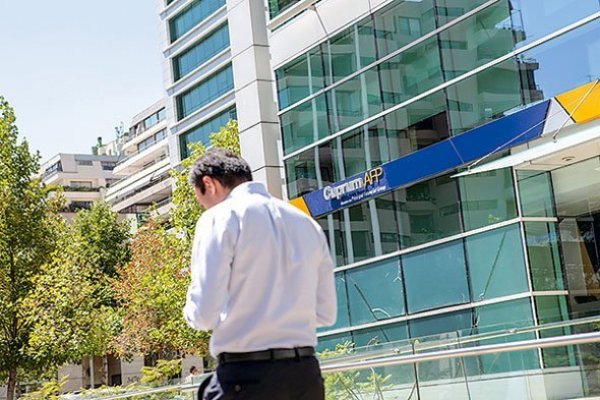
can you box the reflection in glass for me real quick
[396,174,462,248]
[459,168,517,231]
[466,224,528,302]
[475,299,538,374]
[509,0,600,49]
[346,258,405,325]
[403,241,469,313]
[281,95,331,154]
[385,92,450,160]
[517,170,555,217]
[525,222,565,291]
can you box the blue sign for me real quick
[303,100,550,217]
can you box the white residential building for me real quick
[106,100,172,220]
[40,153,119,216]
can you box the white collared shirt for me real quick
[183,182,337,357]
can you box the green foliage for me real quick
[23,202,130,374]
[141,359,182,386]
[21,376,68,400]
[0,96,65,399]
[113,222,210,359]
[170,119,240,241]
[320,342,392,400]
[114,119,239,364]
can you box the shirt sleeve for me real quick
[316,231,337,327]
[183,209,239,331]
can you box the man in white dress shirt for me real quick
[183,148,337,400]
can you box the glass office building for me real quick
[159,0,237,165]
[269,0,600,387]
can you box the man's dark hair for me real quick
[189,147,252,194]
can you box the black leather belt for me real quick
[218,346,315,364]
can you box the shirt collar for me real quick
[228,181,270,199]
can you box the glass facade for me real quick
[179,107,237,159]
[169,0,225,43]
[277,0,600,156]
[176,65,234,120]
[268,0,301,19]
[275,1,600,380]
[173,23,230,81]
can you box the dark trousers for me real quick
[201,356,325,400]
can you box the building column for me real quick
[226,0,283,198]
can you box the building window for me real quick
[268,0,301,19]
[179,107,237,159]
[70,181,93,189]
[403,240,469,314]
[43,161,62,177]
[169,0,226,43]
[466,223,528,302]
[101,161,117,171]
[68,201,93,212]
[76,159,93,166]
[173,23,230,81]
[176,65,234,120]
[346,257,405,325]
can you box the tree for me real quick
[0,97,63,400]
[112,222,210,359]
[24,202,131,374]
[170,119,240,240]
[114,119,239,360]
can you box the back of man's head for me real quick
[189,147,253,194]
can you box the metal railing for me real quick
[61,316,600,399]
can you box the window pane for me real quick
[334,118,387,178]
[524,222,565,291]
[169,0,225,42]
[176,65,233,119]
[173,24,230,80]
[446,58,524,136]
[558,217,600,318]
[276,46,326,110]
[331,69,382,132]
[327,19,376,83]
[439,1,513,82]
[281,95,331,155]
[179,107,236,158]
[459,168,517,231]
[535,295,577,368]
[353,323,408,348]
[475,299,538,374]
[517,170,555,217]
[347,202,375,262]
[373,0,436,58]
[379,36,442,109]
[346,258,405,325]
[466,224,528,302]
[395,174,462,248]
[409,310,473,383]
[385,91,450,161]
[403,240,469,313]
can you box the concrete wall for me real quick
[121,355,144,385]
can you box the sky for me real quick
[0,1,165,161]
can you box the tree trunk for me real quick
[6,368,17,400]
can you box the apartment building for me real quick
[105,100,172,221]
[40,153,119,216]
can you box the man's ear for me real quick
[202,176,213,193]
